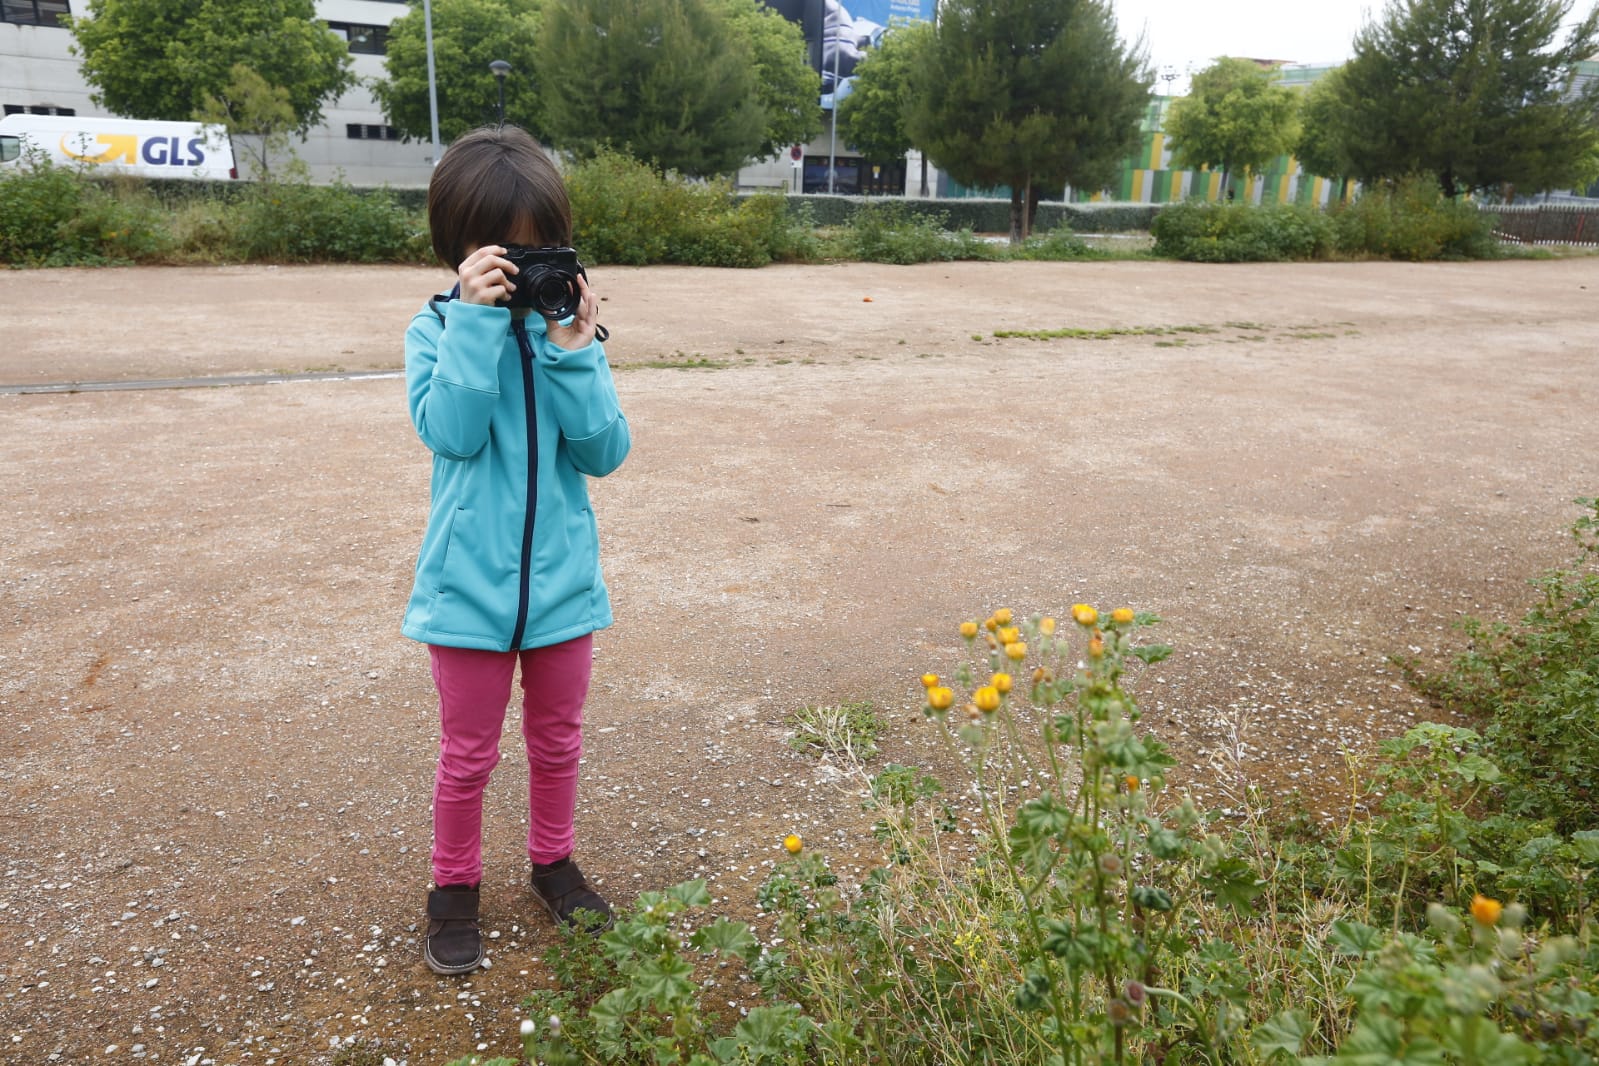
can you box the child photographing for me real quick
[402,125,630,975]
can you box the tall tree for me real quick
[373,0,546,144]
[907,0,1151,241]
[1322,0,1599,197]
[535,0,766,177]
[70,0,353,136]
[708,0,822,161]
[1293,67,1359,200]
[195,63,300,179]
[1164,57,1300,200]
[835,19,934,193]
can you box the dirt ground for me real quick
[2,258,1597,1064]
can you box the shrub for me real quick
[231,177,425,263]
[1331,176,1500,260]
[0,159,171,266]
[842,200,995,263]
[1403,498,1599,836]
[1151,199,1336,262]
[566,150,798,268]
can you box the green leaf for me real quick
[631,953,697,1009]
[690,918,760,961]
[1329,920,1386,957]
[1571,830,1599,864]
[1251,1009,1312,1059]
[1129,643,1174,664]
[1202,857,1265,913]
[666,879,713,907]
[1452,754,1502,783]
[1131,884,1174,912]
[1016,794,1073,837]
[1443,1016,1537,1066]
[1146,827,1186,859]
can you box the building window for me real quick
[1,0,71,26]
[327,21,387,55]
[346,123,400,141]
[3,103,76,116]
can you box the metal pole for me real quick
[827,25,840,195]
[423,0,441,164]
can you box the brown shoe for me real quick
[424,885,483,975]
[530,858,613,931]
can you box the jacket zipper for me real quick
[508,319,539,650]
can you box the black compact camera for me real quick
[501,245,587,321]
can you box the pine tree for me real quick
[906,0,1150,241]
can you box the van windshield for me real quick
[0,136,19,164]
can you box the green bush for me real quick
[566,150,797,268]
[843,201,989,263]
[1331,176,1501,260]
[1151,199,1336,262]
[231,178,426,263]
[0,160,171,266]
[1403,498,1599,835]
[781,195,1162,235]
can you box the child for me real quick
[402,125,631,975]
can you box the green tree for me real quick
[1164,57,1300,200]
[196,63,301,179]
[1293,66,1358,200]
[536,0,766,177]
[708,0,822,161]
[372,0,545,145]
[835,19,934,193]
[70,0,353,136]
[1322,0,1599,197]
[907,0,1150,241]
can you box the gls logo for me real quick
[61,134,208,168]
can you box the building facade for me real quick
[1,0,935,193]
[2,0,436,186]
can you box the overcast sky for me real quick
[1113,0,1378,88]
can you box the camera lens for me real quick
[532,273,577,319]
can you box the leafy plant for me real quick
[1402,497,1599,834]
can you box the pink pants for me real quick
[428,635,593,887]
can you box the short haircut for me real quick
[427,125,571,269]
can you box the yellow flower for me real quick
[984,616,999,632]
[993,608,1013,626]
[1032,666,1053,684]
[1088,638,1105,659]
[1072,604,1099,627]
[1039,617,1056,635]
[1004,641,1027,661]
[973,686,1002,713]
[990,672,1013,694]
[1124,775,1140,792]
[783,834,803,855]
[1111,608,1135,625]
[921,673,939,690]
[960,621,979,639]
[927,686,954,711]
[1471,894,1502,926]
[998,626,1020,645]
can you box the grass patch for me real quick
[786,700,883,763]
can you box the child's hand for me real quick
[546,273,601,350]
[457,245,517,306]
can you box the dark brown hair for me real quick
[427,125,571,269]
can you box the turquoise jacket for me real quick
[401,295,630,651]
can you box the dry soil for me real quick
[2,258,1596,1064]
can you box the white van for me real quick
[0,115,237,181]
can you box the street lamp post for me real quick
[826,30,840,195]
[489,60,512,127]
[422,0,441,164]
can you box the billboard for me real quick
[762,0,935,105]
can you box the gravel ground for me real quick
[1,258,1596,1064]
